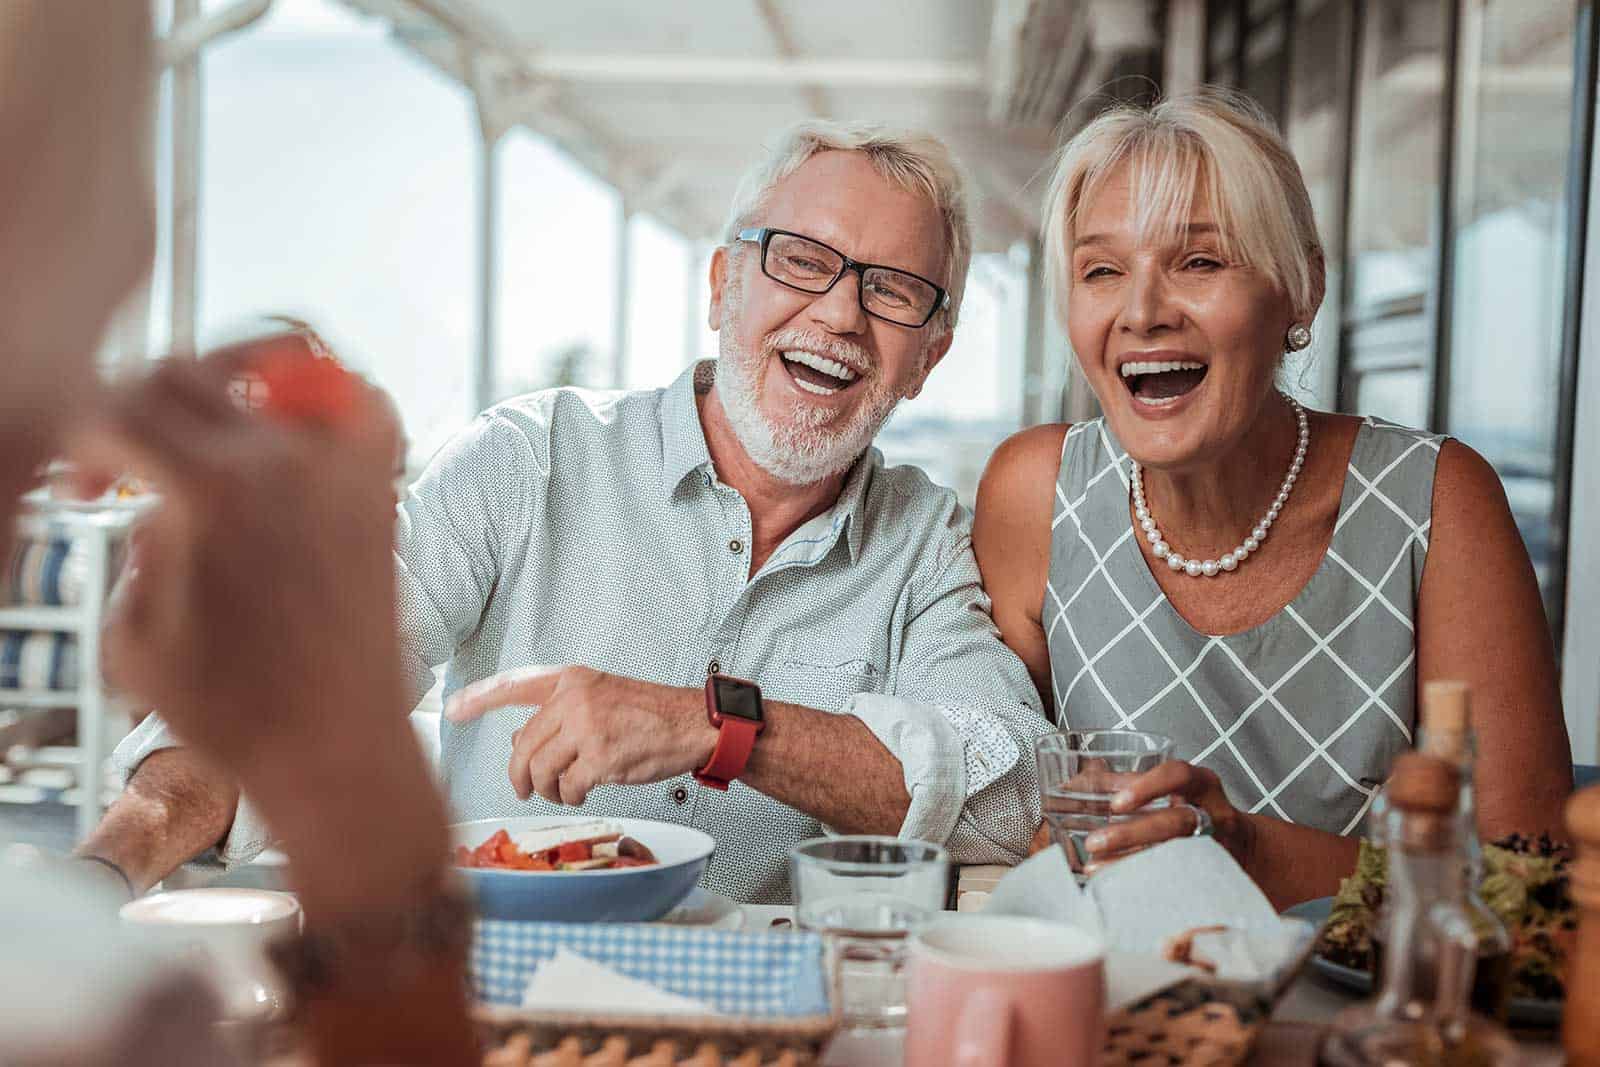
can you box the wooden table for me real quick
[211,865,1563,1065]
[771,872,1566,1067]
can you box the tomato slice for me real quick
[556,841,592,863]
[459,828,653,871]
[472,829,511,866]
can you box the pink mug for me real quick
[905,915,1105,1067]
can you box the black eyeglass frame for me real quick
[735,227,950,329]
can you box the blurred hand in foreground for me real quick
[73,339,408,784]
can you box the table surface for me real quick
[180,861,1564,1066]
[734,903,1562,1067]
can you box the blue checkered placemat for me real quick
[472,921,831,1018]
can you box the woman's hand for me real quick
[1082,760,1255,870]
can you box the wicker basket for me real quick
[1102,979,1270,1066]
[474,1004,835,1066]
[1101,916,1322,1067]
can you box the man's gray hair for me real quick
[722,120,973,331]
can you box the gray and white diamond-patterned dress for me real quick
[1045,416,1444,836]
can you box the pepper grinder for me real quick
[1566,783,1600,1065]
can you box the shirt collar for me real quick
[832,448,875,565]
[757,448,876,572]
[659,360,717,499]
[658,357,874,566]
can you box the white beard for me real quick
[714,275,913,486]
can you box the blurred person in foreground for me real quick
[974,89,1572,908]
[0,3,476,1063]
[98,121,1052,903]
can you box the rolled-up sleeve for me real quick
[109,412,538,866]
[109,714,273,865]
[846,534,1051,865]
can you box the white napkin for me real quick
[1089,838,1315,984]
[520,948,717,1016]
[977,839,1313,995]
[1090,837,1277,957]
[979,849,1188,1009]
[981,847,1103,936]
[1183,919,1315,982]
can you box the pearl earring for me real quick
[1286,323,1312,352]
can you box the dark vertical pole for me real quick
[1428,0,1462,434]
[1234,0,1248,86]
[1549,0,1599,651]
[1278,1,1295,126]
[1335,0,1367,414]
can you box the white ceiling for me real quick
[337,0,1160,251]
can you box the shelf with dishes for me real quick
[1,490,144,839]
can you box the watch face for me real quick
[712,676,763,722]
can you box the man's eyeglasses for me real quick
[735,228,949,329]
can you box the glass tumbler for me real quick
[790,836,948,1028]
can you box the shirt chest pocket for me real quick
[760,635,888,713]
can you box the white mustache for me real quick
[763,328,870,377]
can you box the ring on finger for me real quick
[1184,803,1213,837]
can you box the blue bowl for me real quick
[452,816,715,923]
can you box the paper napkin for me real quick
[521,948,718,1016]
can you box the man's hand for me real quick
[444,666,717,805]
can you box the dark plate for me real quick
[1283,896,1561,1028]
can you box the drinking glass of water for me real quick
[1035,730,1175,880]
[790,836,948,1029]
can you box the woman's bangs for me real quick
[1071,130,1247,268]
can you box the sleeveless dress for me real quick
[1045,416,1445,836]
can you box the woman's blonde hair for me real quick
[1042,88,1323,328]
[723,119,972,331]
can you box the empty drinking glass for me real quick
[790,836,948,1028]
[1035,730,1175,880]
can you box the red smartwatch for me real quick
[694,673,766,790]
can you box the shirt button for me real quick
[707,659,721,676]
[729,538,743,554]
[672,786,689,805]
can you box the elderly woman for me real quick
[974,89,1573,907]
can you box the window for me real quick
[1342,0,1448,423]
[1444,0,1581,610]
[1207,0,1242,85]
[874,253,1028,505]
[1284,0,1356,407]
[1242,5,1290,127]
[197,0,476,465]
[620,214,702,389]
[494,134,706,401]
[493,130,621,399]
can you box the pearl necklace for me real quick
[1131,397,1309,579]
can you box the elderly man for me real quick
[88,120,1050,903]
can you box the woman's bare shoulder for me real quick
[973,423,1070,584]
[977,423,1073,516]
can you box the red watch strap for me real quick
[694,717,760,791]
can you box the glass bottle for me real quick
[1322,752,1517,1066]
[1370,681,1513,1019]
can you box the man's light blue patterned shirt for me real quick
[117,361,1049,902]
